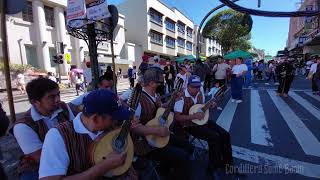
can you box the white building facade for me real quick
[193,25,223,57]
[0,0,135,75]
[118,0,196,65]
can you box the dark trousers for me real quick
[166,79,174,93]
[257,71,263,80]
[277,76,294,94]
[204,75,213,92]
[267,72,276,83]
[146,135,192,180]
[129,78,135,88]
[312,74,319,92]
[216,79,226,87]
[231,77,243,100]
[185,121,233,169]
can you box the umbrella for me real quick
[223,50,252,60]
[175,55,206,63]
[70,68,83,73]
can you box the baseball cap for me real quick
[83,89,130,122]
[188,75,201,87]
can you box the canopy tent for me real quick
[224,50,252,60]
[265,55,274,61]
[175,55,206,63]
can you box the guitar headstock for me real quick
[174,77,184,92]
[128,83,142,110]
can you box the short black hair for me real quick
[98,75,112,84]
[26,78,59,103]
[26,78,59,102]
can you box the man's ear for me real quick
[91,114,99,124]
[31,99,40,106]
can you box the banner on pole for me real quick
[67,0,87,28]
[86,0,111,22]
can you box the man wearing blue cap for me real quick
[39,89,134,179]
[174,75,234,178]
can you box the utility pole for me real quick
[1,0,16,122]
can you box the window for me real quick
[186,42,192,51]
[149,9,163,25]
[208,47,211,53]
[165,19,175,32]
[25,46,39,68]
[22,2,33,22]
[177,22,185,34]
[166,36,175,48]
[187,27,192,38]
[150,30,163,45]
[44,6,55,27]
[177,38,185,48]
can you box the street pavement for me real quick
[1,75,320,179]
[192,75,320,180]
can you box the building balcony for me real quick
[150,22,164,34]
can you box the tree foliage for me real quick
[202,9,253,53]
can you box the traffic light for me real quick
[52,54,64,64]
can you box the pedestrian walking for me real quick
[138,55,149,76]
[175,65,190,90]
[83,62,92,88]
[308,57,320,94]
[192,59,207,95]
[47,72,57,83]
[128,66,136,88]
[117,68,122,80]
[104,66,113,80]
[257,61,265,80]
[265,60,277,84]
[276,58,295,98]
[213,58,230,87]
[164,60,176,93]
[230,57,248,103]
[204,59,214,93]
[75,73,84,96]
[15,72,26,94]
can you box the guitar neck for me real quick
[117,111,135,140]
[201,97,216,112]
[162,92,179,118]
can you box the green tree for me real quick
[202,9,253,53]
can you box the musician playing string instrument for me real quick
[13,78,75,180]
[39,89,136,180]
[174,75,234,177]
[131,67,192,179]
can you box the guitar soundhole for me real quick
[102,157,106,160]
[112,135,127,153]
[115,139,124,149]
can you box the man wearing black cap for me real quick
[276,58,295,97]
[131,67,192,179]
[174,75,234,178]
[39,89,133,179]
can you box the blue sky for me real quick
[108,0,300,56]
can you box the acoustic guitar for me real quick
[145,78,184,148]
[189,85,225,125]
[90,84,142,177]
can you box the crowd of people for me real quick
[8,55,247,180]
[2,53,320,180]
